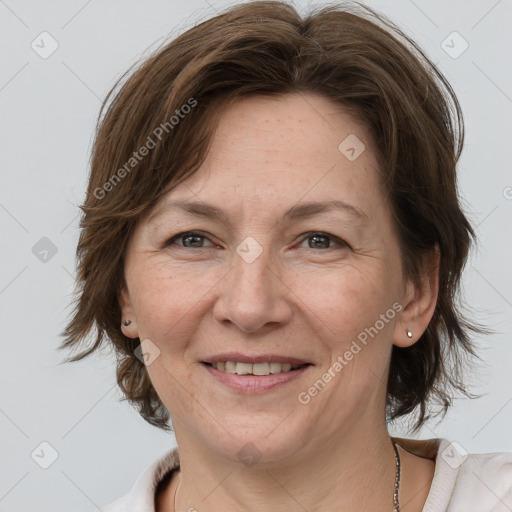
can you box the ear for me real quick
[393,245,440,348]
[118,282,140,339]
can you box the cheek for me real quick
[293,265,396,345]
[129,262,223,346]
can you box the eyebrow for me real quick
[147,198,368,226]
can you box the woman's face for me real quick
[120,92,417,463]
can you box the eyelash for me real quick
[164,230,349,251]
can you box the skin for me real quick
[120,92,439,512]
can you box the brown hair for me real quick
[59,0,489,433]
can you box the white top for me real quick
[99,437,512,511]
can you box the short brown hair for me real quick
[59,0,488,433]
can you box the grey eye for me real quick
[165,231,213,248]
[299,232,347,250]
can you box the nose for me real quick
[212,245,293,334]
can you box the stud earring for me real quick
[406,329,413,338]
[122,319,132,326]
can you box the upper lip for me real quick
[202,353,312,365]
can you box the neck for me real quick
[171,418,398,512]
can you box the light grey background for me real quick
[0,0,510,510]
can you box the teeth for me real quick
[253,362,269,375]
[270,362,282,373]
[236,362,253,375]
[211,361,301,375]
[225,361,236,373]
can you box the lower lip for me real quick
[202,363,311,393]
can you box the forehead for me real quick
[147,92,386,226]
[208,92,372,164]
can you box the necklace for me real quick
[393,439,401,512]
[173,441,401,511]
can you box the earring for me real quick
[406,329,413,338]
[122,319,132,326]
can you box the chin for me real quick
[202,416,313,466]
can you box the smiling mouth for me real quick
[202,361,311,375]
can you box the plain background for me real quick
[0,0,510,510]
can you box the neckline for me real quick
[152,437,455,512]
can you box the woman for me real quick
[60,1,512,511]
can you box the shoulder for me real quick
[422,438,512,512]
[97,447,180,512]
[453,446,512,508]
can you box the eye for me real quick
[298,232,349,250]
[163,230,349,251]
[164,231,215,249]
